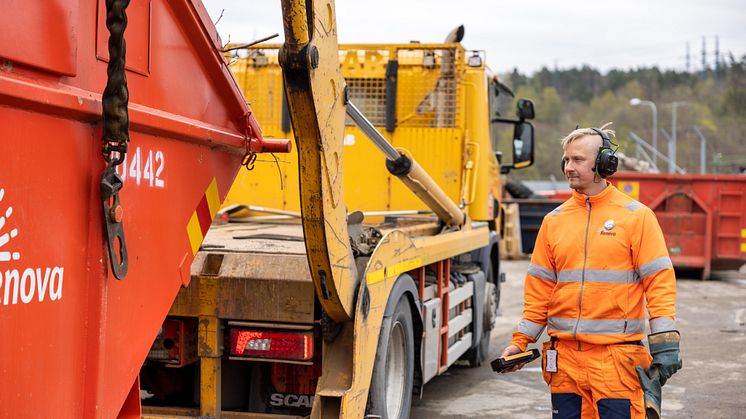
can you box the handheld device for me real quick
[491,348,541,373]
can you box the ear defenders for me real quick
[591,127,619,178]
[561,127,618,178]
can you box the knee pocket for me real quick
[597,398,631,419]
[604,345,652,392]
[551,393,582,419]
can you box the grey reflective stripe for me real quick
[528,263,557,282]
[637,256,673,279]
[650,317,676,333]
[624,200,644,212]
[557,269,639,284]
[550,205,563,216]
[547,317,576,333]
[518,319,545,340]
[548,317,646,335]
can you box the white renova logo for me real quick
[0,188,20,262]
[0,187,64,306]
[604,219,616,231]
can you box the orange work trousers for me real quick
[541,338,652,419]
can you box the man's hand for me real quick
[499,345,526,373]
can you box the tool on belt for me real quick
[491,348,541,373]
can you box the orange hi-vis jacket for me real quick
[511,183,677,351]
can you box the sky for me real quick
[202,0,746,75]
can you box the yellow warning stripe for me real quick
[366,257,423,285]
[205,178,220,218]
[187,212,203,255]
[187,178,221,255]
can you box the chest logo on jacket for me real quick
[600,219,617,236]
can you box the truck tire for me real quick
[366,295,414,419]
[464,262,496,367]
[505,180,542,199]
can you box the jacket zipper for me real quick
[573,197,592,341]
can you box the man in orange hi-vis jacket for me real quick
[500,124,681,419]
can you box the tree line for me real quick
[499,54,746,180]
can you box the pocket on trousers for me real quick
[605,344,652,392]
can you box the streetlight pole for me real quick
[630,98,657,167]
[670,101,688,174]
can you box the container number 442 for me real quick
[115,147,165,188]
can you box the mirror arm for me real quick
[491,117,520,124]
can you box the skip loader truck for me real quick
[0,1,534,419]
[141,1,538,418]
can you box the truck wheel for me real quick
[505,180,542,199]
[366,296,414,419]
[464,262,498,367]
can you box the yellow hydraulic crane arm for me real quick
[279,0,357,322]
[279,0,468,324]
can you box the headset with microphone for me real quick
[561,127,619,178]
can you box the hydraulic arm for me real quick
[278,0,468,323]
[279,0,358,323]
[346,101,466,228]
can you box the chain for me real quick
[242,150,257,170]
[100,0,131,280]
[241,121,257,170]
[101,0,131,165]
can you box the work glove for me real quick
[635,330,682,419]
[636,365,662,419]
[647,330,682,386]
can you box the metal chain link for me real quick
[101,0,131,164]
[100,0,131,280]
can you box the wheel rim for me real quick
[385,320,406,418]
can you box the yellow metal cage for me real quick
[225,43,498,221]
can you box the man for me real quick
[500,125,682,419]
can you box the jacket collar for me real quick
[571,181,615,206]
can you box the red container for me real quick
[611,173,746,279]
[0,1,284,417]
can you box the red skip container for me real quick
[0,1,286,417]
[611,173,746,279]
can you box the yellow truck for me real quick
[140,2,536,418]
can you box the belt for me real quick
[613,340,644,346]
[550,337,644,349]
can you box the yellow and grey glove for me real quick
[647,330,682,386]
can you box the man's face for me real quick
[562,135,600,192]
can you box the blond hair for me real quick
[561,122,615,149]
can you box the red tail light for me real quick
[229,329,313,361]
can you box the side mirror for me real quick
[511,121,534,170]
[516,98,535,120]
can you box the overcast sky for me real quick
[202,0,745,74]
